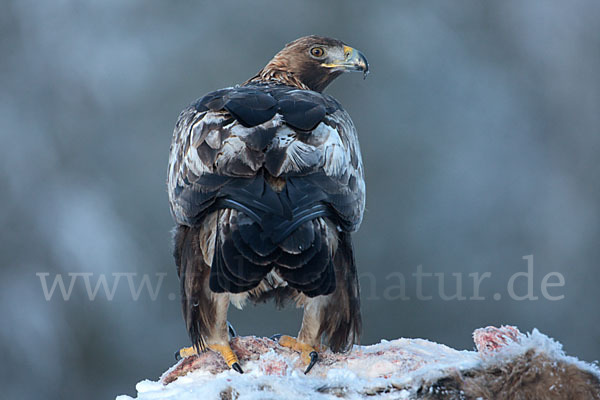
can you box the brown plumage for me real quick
[246,36,354,92]
[167,35,368,372]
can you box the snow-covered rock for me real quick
[117,326,600,399]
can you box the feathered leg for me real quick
[173,224,243,373]
[175,293,242,373]
[277,231,361,373]
[276,296,327,373]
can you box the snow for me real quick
[116,326,600,399]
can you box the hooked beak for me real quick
[322,45,369,78]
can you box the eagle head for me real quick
[253,35,369,93]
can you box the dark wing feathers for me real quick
[208,209,335,295]
[223,90,278,127]
[236,215,279,257]
[278,98,326,131]
[168,83,364,297]
[193,84,338,133]
[278,220,315,254]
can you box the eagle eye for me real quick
[310,47,325,58]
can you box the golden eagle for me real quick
[167,36,368,374]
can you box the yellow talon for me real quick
[177,345,198,359]
[176,343,243,373]
[277,335,323,373]
[209,343,240,369]
[278,335,313,363]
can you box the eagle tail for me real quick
[173,225,214,353]
[276,219,336,297]
[318,231,362,352]
[208,207,336,298]
[209,210,276,294]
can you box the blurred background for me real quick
[1,0,599,398]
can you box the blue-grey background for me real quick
[1,1,599,399]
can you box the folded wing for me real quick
[168,83,365,297]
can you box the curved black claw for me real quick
[232,362,244,374]
[304,351,318,374]
[174,350,182,361]
[227,321,237,338]
[270,333,283,341]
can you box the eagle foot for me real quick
[175,345,196,360]
[274,335,324,374]
[174,343,243,374]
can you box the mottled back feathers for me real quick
[168,82,364,297]
[168,83,365,230]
